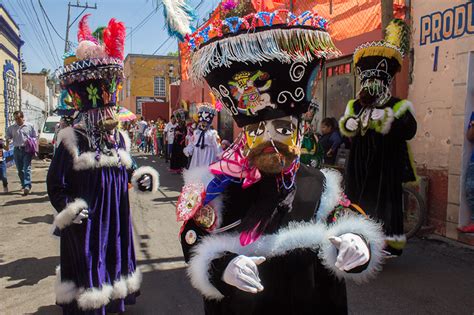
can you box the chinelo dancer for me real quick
[339,19,417,257]
[47,15,159,314]
[163,2,386,314]
[184,101,220,169]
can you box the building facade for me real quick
[409,0,474,244]
[0,4,23,135]
[120,54,179,120]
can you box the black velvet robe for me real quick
[181,165,350,315]
[343,97,417,237]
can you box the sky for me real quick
[2,0,220,73]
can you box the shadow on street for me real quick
[18,214,54,225]
[0,256,59,289]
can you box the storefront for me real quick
[409,0,474,244]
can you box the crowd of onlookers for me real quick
[124,115,229,174]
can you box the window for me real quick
[136,102,142,115]
[154,77,166,97]
[5,70,18,128]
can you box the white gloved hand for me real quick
[370,108,386,121]
[139,175,152,190]
[329,233,370,271]
[222,255,266,293]
[73,209,89,224]
[345,118,359,131]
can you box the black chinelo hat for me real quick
[164,5,340,128]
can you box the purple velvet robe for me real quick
[47,128,140,314]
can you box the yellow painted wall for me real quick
[0,6,22,134]
[121,54,179,115]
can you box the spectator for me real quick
[170,119,187,173]
[319,117,342,165]
[0,133,8,193]
[137,116,148,152]
[163,115,177,163]
[6,111,37,196]
[459,111,474,233]
[156,118,165,157]
[221,139,231,151]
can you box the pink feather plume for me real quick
[103,18,126,60]
[77,14,93,42]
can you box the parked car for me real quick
[38,115,61,158]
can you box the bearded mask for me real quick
[244,116,302,174]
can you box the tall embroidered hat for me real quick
[197,103,216,124]
[162,2,340,127]
[353,18,410,85]
[56,14,125,112]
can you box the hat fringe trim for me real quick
[56,57,123,78]
[353,44,403,66]
[190,28,340,81]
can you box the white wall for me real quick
[21,89,46,133]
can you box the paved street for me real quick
[1,155,474,315]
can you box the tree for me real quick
[167,51,179,57]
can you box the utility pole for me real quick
[64,1,98,53]
[381,0,394,37]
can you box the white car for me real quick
[38,115,61,158]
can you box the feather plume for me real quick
[78,14,93,42]
[92,26,106,44]
[385,19,410,56]
[162,0,196,40]
[103,19,126,60]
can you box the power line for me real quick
[36,0,62,66]
[37,0,66,41]
[29,0,61,67]
[24,0,58,66]
[126,5,160,39]
[3,0,49,68]
[16,0,56,69]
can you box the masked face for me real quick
[244,116,301,174]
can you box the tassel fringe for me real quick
[190,28,340,81]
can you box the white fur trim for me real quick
[182,166,215,187]
[55,266,142,310]
[125,268,142,293]
[131,166,160,193]
[53,198,88,230]
[77,284,114,310]
[187,215,384,300]
[319,214,385,284]
[55,266,77,304]
[378,107,395,135]
[119,130,131,152]
[57,127,133,170]
[339,116,358,138]
[316,169,343,222]
[393,100,415,119]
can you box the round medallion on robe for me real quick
[185,230,197,245]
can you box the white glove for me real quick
[370,109,386,121]
[329,233,370,271]
[345,118,359,131]
[139,175,151,190]
[72,209,89,224]
[222,255,266,293]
